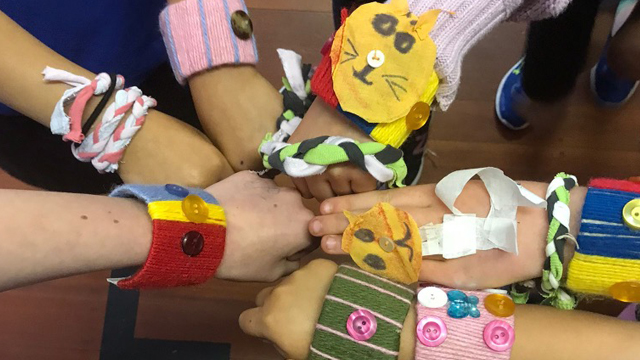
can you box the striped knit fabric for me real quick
[567,179,640,297]
[309,264,414,360]
[414,287,514,360]
[159,0,259,84]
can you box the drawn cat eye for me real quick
[364,254,387,270]
[355,228,375,242]
[372,13,398,36]
[394,32,415,54]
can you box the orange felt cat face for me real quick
[331,0,442,124]
[342,202,422,284]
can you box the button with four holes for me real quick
[483,320,515,352]
[367,50,385,68]
[484,294,516,318]
[416,316,447,347]
[346,310,377,341]
[231,10,253,40]
[378,236,395,252]
[182,194,209,223]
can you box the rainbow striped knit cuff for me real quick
[309,264,414,360]
[567,179,640,300]
[109,184,226,289]
[160,0,259,84]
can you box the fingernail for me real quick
[321,202,333,214]
[325,236,337,251]
[311,220,322,235]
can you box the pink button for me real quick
[483,320,515,352]
[346,309,377,341]
[416,316,448,347]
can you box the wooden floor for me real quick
[0,1,636,359]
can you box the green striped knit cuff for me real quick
[309,264,414,360]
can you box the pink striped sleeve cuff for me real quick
[160,0,259,84]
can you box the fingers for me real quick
[309,212,351,237]
[280,260,301,277]
[319,184,437,214]
[349,171,377,194]
[328,173,353,196]
[239,307,267,338]
[307,176,336,202]
[321,235,347,254]
[256,286,275,306]
[292,177,313,199]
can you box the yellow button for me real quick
[405,102,430,131]
[378,237,395,252]
[182,194,209,223]
[622,199,640,230]
[484,294,515,318]
[231,10,253,40]
[609,281,640,303]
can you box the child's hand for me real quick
[287,100,377,201]
[308,182,585,290]
[206,171,316,282]
[239,259,338,360]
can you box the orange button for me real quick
[182,194,209,223]
[405,102,430,131]
[484,294,515,318]
[609,281,640,303]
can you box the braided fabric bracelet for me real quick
[262,136,407,188]
[43,67,125,143]
[541,172,578,309]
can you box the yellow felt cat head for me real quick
[342,202,422,284]
[331,0,442,124]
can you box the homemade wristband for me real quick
[541,173,578,309]
[566,179,640,303]
[109,184,226,289]
[261,136,408,188]
[309,264,414,360]
[414,286,515,359]
[160,0,258,84]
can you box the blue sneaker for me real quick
[495,59,529,130]
[590,49,639,107]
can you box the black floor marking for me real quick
[100,268,230,360]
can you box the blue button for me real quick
[165,184,189,197]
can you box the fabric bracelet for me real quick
[82,73,118,136]
[566,178,640,302]
[414,286,515,359]
[309,263,414,360]
[261,136,408,188]
[109,184,226,289]
[159,0,258,84]
[540,172,578,309]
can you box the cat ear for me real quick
[414,9,452,40]
[344,210,358,224]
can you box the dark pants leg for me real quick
[522,0,601,102]
[0,63,200,194]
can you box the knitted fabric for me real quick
[566,179,640,297]
[309,264,414,360]
[261,136,408,188]
[159,0,259,84]
[540,173,577,309]
[406,0,571,110]
[414,286,514,360]
[109,185,226,289]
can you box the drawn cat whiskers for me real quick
[382,74,408,101]
[340,38,359,64]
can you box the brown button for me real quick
[231,10,253,40]
[181,231,204,256]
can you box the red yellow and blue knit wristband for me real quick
[567,178,640,303]
[109,184,226,289]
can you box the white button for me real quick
[418,287,448,308]
[367,50,385,68]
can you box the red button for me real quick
[416,316,447,347]
[483,320,515,352]
[346,309,377,341]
